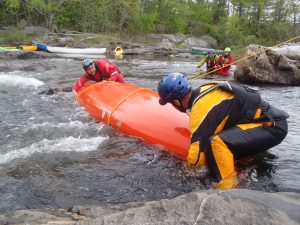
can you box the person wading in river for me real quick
[41,58,125,95]
[73,58,125,92]
[215,47,234,76]
[157,72,288,189]
[196,49,219,73]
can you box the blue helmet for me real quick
[157,73,191,105]
[208,49,214,54]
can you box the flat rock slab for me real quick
[1,189,300,225]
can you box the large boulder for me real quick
[234,44,300,85]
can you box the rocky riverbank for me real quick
[1,26,217,59]
[2,27,300,85]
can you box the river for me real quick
[0,54,299,212]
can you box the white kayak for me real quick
[47,46,107,54]
[55,53,106,58]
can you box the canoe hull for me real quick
[76,82,190,160]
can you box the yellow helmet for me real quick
[224,47,231,52]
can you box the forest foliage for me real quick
[0,0,299,48]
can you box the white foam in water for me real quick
[0,71,44,88]
[25,120,105,134]
[0,136,108,164]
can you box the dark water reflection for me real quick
[0,55,299,212]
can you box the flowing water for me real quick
[0,55,299,212]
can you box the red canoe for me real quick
[76,81,190,160]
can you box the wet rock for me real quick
[39,87,73,95]
[234,44,300,85]
[1,190,299,225]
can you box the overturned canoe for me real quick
[76,81,190,160]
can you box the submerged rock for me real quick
[1,189,299,225]
[234,44,300,85]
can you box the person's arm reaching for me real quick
[109,71,125,83]
[73,76,91,93]
[196,55,208,68]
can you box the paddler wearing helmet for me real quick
[215,47,234,76]
[73,58,125,92]
[196,49,219,73]
[157,72,288,189]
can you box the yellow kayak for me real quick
[0,45,37,52]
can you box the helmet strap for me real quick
[176,99,187,113]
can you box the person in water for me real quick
[73,58,125,92]
[157,72,288,189]
[196,49,219,72]
[215,47,234,76]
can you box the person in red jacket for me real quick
[215,47,234,76]
[73,58,125,92]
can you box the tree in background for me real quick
[21,0,67,30]
[0,0,299,48]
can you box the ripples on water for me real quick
[0,56,299,212]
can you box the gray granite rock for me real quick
[1,190,299,225]
[234,44,300,85]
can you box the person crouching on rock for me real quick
[73,58,125,92]
[157,72,288,189]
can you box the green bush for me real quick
[0,29,36,45]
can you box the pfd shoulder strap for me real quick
[191,82,230,107]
